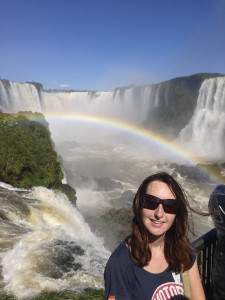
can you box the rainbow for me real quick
[31,112,224,184]
[47,113,197,158]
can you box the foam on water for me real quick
[0,181,28,192]
[1,187,110,299]
[1,77,224,298]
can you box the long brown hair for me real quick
[126,171,199,272]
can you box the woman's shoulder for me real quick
[107,240,134,267]
[110,241,130,258]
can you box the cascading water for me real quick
[0,80,169,128]
[42,87,155,124]
[1,76,224,155]
[0,81,43,113]
[0,183,109,299]
[0,75,225,298]
[178,77,225,159]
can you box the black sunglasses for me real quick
[142,194,178,214]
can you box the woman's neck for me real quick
[144,234,168,273]
[149,233,165,249]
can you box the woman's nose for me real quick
[154,204,164,218]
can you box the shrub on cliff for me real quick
[0,112,63,189]
[0,289,105,300]
[87,207,133,251]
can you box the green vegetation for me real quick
[32,290,77,299]
[0,289,104,300]
[197,163,225,184]
[88,207,133,251]
[0,112,63,189]
[0,293,16,300]
[75,289,104,300]
[0,112,77,203]
[101,207,133,249]
[60,183,77,205]
[102,207,133,225]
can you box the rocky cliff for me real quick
[0,112,76,203]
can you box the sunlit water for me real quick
[0,137,217,299]
[0,77,225,298]
[55,139,215,232]
[0,184,109,299]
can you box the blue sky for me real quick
[0,0,225,90]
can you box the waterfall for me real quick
[0,75,224,298]
[0,80,166,125]
[179,77,225,159]
[42,87,154,124]
[1,76,225,158]
[0,184,109,299]
[0,80,43,113]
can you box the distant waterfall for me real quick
[1,76,225,159]
[112,84,162,120]
[179,77,225,159]
[0,80,43,113]
[0,80,156,123]
[42,87,158,124]
[0,79,169,127]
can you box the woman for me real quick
[104,172,206,300]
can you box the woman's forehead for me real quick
[146,181,175,199]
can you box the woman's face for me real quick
[141,180,176,238]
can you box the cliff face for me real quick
[0,112,63,189]
[141,73,225,136]
[1,72,225,159]
[1,73,224,132]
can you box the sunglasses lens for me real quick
[163,200,177,214]
[143,195,177,214]
[143,195,159,210]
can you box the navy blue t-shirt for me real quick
[104,241,195,300]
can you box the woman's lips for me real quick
[150,219,165,226]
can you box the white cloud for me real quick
[59,84,70,88]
